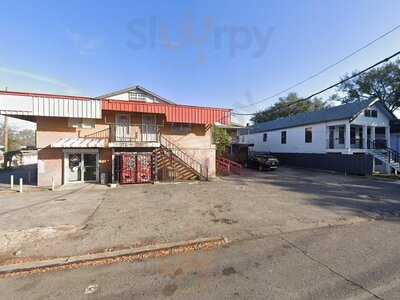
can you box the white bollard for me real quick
[51,177,55,191]
[10,175,14,189]
[19,178,23,193]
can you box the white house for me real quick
[240,99,399,175]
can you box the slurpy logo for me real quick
[127,15,274,64]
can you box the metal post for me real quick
[19,178,23,193]
[51,177,55,191]
[10,175,13,189]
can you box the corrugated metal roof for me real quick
[243,99,379,134]
[102,100,231,125]
[0,92,101,119]
[51,138,105,148]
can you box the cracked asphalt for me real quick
[2,221,400,299]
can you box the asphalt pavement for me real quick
[2,220,400,300]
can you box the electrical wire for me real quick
[235,23,400,111]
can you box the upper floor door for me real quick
[116,113,131,142]
[142,115,157,142]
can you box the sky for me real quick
[0,0,400,129]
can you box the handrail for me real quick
[80,128,109,139]
[216,159,230,176]
[160,135,207,180]
[368,139,400,166]
[217,157,242,175]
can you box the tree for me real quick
[212,126,231,157]
[339,59,400,112]
[251,93,328,123]
[0,122,35,151]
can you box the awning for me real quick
[51,138,106,148]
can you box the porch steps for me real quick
[369,149,400,174]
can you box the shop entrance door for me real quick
[65,151,99,184]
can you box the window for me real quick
[305,127,312,143]
[281,131,287,144]
[128,91,146,101]
[338,126,345,144]
[68,118,95,129]
[263,133,268,143]
[364,109,378,118]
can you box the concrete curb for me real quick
[0,237,227,276]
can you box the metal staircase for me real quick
[158,136,208,181]
[368,140,400,174]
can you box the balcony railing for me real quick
[82,124,162,144]
[109,124,161,143]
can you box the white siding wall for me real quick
[351,104,390,127]
[0,94,101,119]
[242,122,328,154]
[107,89,161,103]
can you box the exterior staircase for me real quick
[156,136,208,181]
[369,147,400,175]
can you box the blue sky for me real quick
[1,0,400,128]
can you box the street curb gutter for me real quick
[0,237,227,277]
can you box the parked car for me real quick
[245,152,279,171]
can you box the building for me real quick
[0,86,231,186]
[239,99,399,175]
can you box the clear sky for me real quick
[1,0,400,128]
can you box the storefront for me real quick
[63,149,99,184]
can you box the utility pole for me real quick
[3,87,8,152]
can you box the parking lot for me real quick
[0,167,399,263]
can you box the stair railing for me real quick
[160,136,207,180]
[216,157,242,175]
[80,128,110,140]
[368,139,400,170]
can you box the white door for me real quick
[116,114,130,142]
[65,151,99,183]
[142,115,157,141]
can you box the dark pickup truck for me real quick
[245,152,279,171]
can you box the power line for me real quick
[236,23,400,111]
[232,49,400,116]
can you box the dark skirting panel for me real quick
[272,152,373,176]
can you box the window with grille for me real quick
[305,127,312,143]
[128,91,146,101]
[364,109,378,118]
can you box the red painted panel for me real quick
[102,100,231,125]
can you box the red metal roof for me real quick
[102,99,231,125]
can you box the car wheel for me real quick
[258,164,263,171]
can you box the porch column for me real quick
[345,122,351,153]
[385,126,391,148]
[371,126,376,147]
[111,149,115,183]
[362,125,368,150]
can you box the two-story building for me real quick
[0,86,231,187]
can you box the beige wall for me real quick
[37,147,63,186]
[161,124,216,177]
